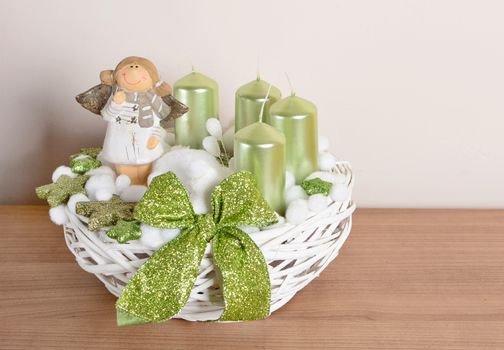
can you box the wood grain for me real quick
[1,206,503,350]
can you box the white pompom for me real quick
[85,174,116,200]
[228,157,235,171]
[67,193,89,214]
[164,132,176,146]
[308,194,329,213]
[206,118,222,138]
[330,183,350,202]
[318,152,337,171]
[86,166,116,178]
[318,135,330,152]
[285,199,309,224]
[52,166,77,182]
[49,205,68,225]
[187,160,212,179]
[285,185,308,204]
[239,226,260,234]
[139,224,164,250]
[120,185,147,203]
[222,126,235,155]
[160,228,181,243]
[202,136,221,157]
[285,171,295,189]
[115,175,131,194]
[95,188,113,201]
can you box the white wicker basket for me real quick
[63,161,355,321]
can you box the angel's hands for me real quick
[113,91,126,104]
[147,135,160,150]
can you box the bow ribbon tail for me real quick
[213,227,271,321]
[116,225,207,326]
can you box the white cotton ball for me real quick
[86,165,116,178]
[115,174,131,194]
[285,171,295,189]
[160,228,181,243]
[202,136,221,157]
[330,183,350,202]
[95,188,113,201]
[228,157,235,171]
[139,224,164,250]
[239,226,260,234]
[164,132,176,146]
[120,185,147,203]
[49,205,68,225]
[52,166,77,182]
[85,174,116,200]
[285,185,308,204]
[67,193,89,214]
[318,135,330,152]
[187,160,213,180]
[222,126,235,156]
[206,118,223,138]
[285,199,309,225]
[318,152,337,171]
[308,194,329,213]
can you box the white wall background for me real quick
[1,0,503,207]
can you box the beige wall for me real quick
[1,0,503,207]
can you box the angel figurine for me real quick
[76,56,188,185]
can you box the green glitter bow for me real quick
[116,171,278,326]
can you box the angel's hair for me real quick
[99,56,172,96]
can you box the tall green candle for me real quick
[174,71,219,149]
[234,122,286,214]
[267,94,318,184]
[235,78,281,132]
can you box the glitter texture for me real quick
[36,175,89,208]
[107,219,142,243]
[116,171,277,326]
[70,156,102,174]
[301,177,333,196]
[70,147,102,160]
[76,195,136,231]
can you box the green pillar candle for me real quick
[235,78,281,132]
[234,122,286,214]
[174,71,219,149]
[267,95,318,184]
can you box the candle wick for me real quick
[256,54,261,81]
[285,72,296,97]
[259,84,273,123]
[191,64,196,73]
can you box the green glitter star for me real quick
[70,156,102,174]
[301,177,333,196]
[36,175,89,208]
[107,220,142,243]
[70,147,102,160]
[76,195,136,231]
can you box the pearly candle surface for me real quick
[174,71,219,149]
[267,95,318,184]
[235,79,281,132]
[234,122,286,214]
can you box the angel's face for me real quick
[116,63,153,92]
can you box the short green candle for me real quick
[267,95,318,184]
[234,122,286,214]
[235,78,281,132]
[174,71,219,149]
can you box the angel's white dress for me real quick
[100,90,170,165]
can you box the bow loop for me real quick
[117,171,278,326]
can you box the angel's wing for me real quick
[75,84,113,115]
[160,95,189,129]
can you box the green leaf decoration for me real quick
[76,195,136,231]
[36,175,89,208]
[107,220,142,243]
[70,147,102,160]
[70,156,102,174]
[301,177,333,196]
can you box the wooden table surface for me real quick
[1,206,503,350]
